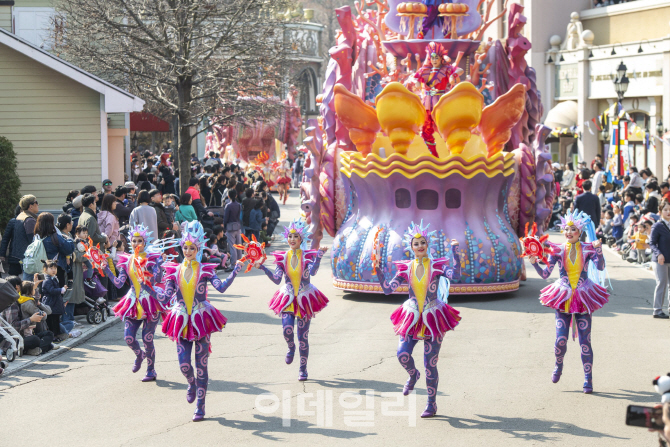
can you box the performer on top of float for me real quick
[373,221,461,418]
[528,210,609,394]
[407,41,462,156]
[254,218,329,382]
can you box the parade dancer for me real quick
[373,221,461,418]
[528,210,609,394]
[409,42,461,156]
[105,224,164,382]
[154,221,242,421]
[254,218,329,381]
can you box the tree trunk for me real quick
[177,77,193,195]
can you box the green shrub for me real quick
[0,136,21,232]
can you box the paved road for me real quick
[0,194,665,446]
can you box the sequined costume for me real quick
[530,210,609,393]
[376,221,461,417]
[257,218,329,381]
[105,224,164,382]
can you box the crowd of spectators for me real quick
[0,146,300,364]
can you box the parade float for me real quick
[299,0,553,295]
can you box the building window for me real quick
[416,189,438,210]
[13,7,55,49]
[445,189,461,209]
[395,188,411,209]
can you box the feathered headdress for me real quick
[403,220,437,256]
[282,218,312,250]
[180,221,207,262]
[558,210,590,231]
[129,224,154,245]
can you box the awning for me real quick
[130,112,170,132]
[544,101,578,130]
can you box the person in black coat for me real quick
[0,205,23,276]
[650,199,670,318]
[574,180,601,228]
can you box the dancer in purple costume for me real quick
[373,221,461,418]
[153,221,242,421]
[105,224,165,382]
[528,210,609,394]
[254,218,329,382]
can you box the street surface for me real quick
[0,194,664,446]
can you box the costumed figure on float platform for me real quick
[254,218,329,381]
[527,210,609,394]
[154,221,242,421]
[408,42,462,156]
[373,221,461,418]
[105,224,165,382]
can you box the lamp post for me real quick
[612,61,629,176]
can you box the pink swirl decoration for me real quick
[428,281,438,294]
[177,343,184,355]
[426,386,436,398]
[201,356,209,368]
[554,347,563,358]
[424,343,433,355]
[300,357,307,367]
[195,343,204,355]
[398,352,411,364]
[196,281,207,296]
[144,332,154,343]
[429,355,439,368]
[577,319,589,331]
[299,341,307,350]
[197,368,205,379]
[555,318,566,329]
[285,327,294,336]
[556,336,567,347]
[580,344,590,355]
[583,363,592,374]
[180,363,190,374]
[197,389,206,399]
[124,335,134,345]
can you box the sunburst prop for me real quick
[371,227,385,276]
[83,237,108,276]
[233,234,267,273]
[131,245,154,290]
[520,222,550,264]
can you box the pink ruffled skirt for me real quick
[391,301,461,340]
[540,279,609,314]
[113,289,164,321]
[162,301,227,342]
[269,283,329,319]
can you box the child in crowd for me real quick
[19,280,50,338]
[634,219,651,264]
[175,193,198,223]
[40,260,69,343]
[162,230,182,264]
[203,226,226,269]
[259,222,272,247]
[163,194,178,225]
[596,210,613,243]
[611,204,624,249]
[248,200,264,240]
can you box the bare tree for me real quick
[52,0,296,193]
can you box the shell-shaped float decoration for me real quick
[333,84,381,155]
[432,82,484,155]
[375,82,426,155]
[478,83,527,157]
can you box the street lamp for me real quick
[612,61,629,176]
[131,133,139,150]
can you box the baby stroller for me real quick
[0,278,23,362]
[75,274,112,325]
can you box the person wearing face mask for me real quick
[528,210,609,394]
[253,218,329,383]
[103,224,166,382]
[373,221,461,418]
[154,221,242,422]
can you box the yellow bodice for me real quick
[564,242,583,312]
[285,250,303,318]
[129,253,145,320]
[179,261,199,337]
[410,257,430,314]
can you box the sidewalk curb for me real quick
[2,316,121,378]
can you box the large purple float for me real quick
[300,1,550,294]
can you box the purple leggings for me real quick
[177,337,210,416]
[282,312,310,373]
[397,336,443,403]
[554,311,593,380]
[124,317,159,373]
